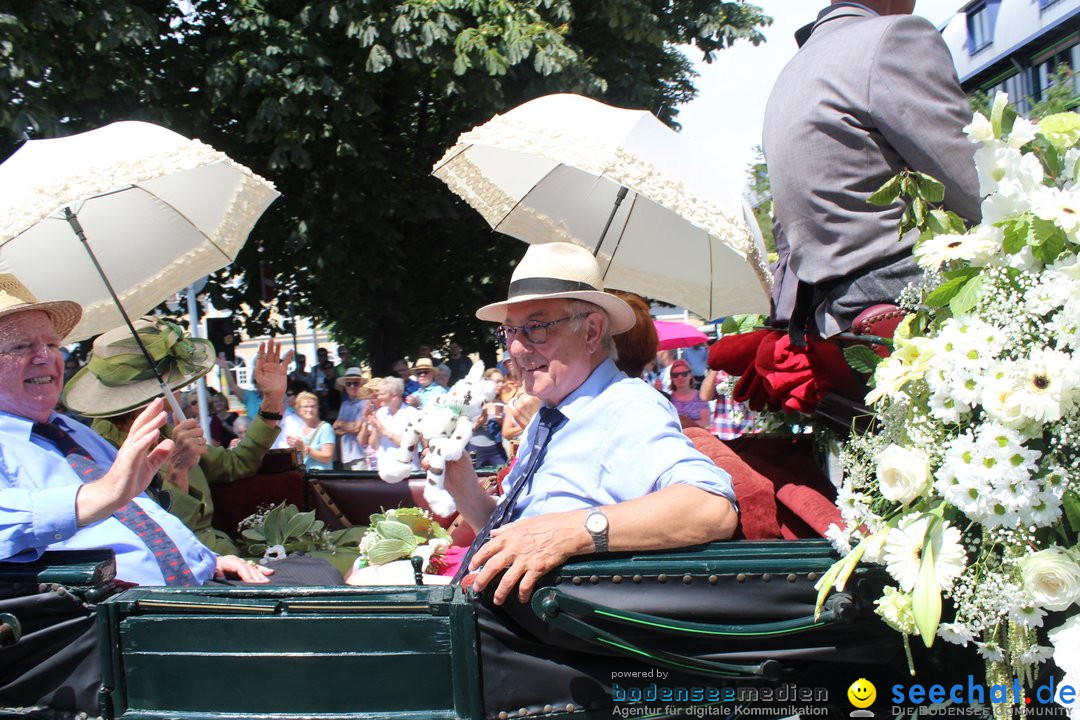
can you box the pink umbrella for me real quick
[654,319,709,350]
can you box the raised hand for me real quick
[76,398,175,526]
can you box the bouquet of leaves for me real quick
[354,507,451,573]
[237,502,366,575]
[818,94,1080,716]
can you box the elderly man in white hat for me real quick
[445,242,738,606]
[0,274,272,586]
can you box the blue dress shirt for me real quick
[503,359,737,523]
[0,410,218,586]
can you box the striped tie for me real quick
[454,407,565,583]
[32,420,197,587]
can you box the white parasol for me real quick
[0,120,279,414]
[432,93,771,320]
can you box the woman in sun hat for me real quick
[63,317,292,554]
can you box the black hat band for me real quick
[508,277,597,298]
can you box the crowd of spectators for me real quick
[58,330,756,475]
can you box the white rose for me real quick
[1020,547,1080,611]
[1049,614,1080,676]
[876,444,930,504]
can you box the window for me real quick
[966,3,994,54]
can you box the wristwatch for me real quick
[585,508,609,553]
[259,409,283,421]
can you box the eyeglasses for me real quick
[344,381,363,387]
[671,371,691,378]
[416,369,433,376]
[497,313,589,346]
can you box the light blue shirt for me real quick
[337,398,368,464]
[0,410,218,586]
[301,421,336,470]
[409,383,447,408]
[505,359,736,522]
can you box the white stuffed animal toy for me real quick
[378,361,496,517]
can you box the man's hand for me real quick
[169,418,207,472]
[469,511,590,605]
[251,338,293,410]
[214,555,274,583]
[76,399,174,527]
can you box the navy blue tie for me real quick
[454,407,565,582]
[33,421,197,587]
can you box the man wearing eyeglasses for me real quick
[444,242,738,608]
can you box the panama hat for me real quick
[0,273,82,339]
[475,242,635,334]
[411,357,438,373]
[335,366,372,397]
[63,317,216,418]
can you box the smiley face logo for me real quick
[847,678,876,708]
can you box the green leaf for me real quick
[367,537,418,565]
[1063,490,1080,538]
[241,528,266,541]
[844,344,883,375]
[923,268,979,307]
[1001,217,1028,255]
[283,509,317,540]
[948,275,983,316]
[912,537,941,648]
[913,172,945,203]
[262,505,286,546]
[868,175,902,206]
[377,520,416,543]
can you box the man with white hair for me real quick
[0,273,270,710]
[446,242,738,606]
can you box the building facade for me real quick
[940,0,1079,114]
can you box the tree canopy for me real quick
[0,0,769,371]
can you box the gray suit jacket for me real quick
[763,3,980,335]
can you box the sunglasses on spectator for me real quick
[416,369,434,376]
[344,381,364,387]
[497,313,589,346]
[671,371,691,378]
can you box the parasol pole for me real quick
[63,207,186,419]
[593,186,629,256]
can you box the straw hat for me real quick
[0,273,82,339]
[475,242,634,334]
[411,357,437,373]
[63,317,216,418]
[335,366,372,397]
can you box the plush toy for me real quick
[378,361,496,517]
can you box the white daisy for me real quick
[976,640,1005,662]
[1030,186,1080,237]
[884,514,967,592]
[1009,602,1047,628]
[937,622,975,646]
[1015,347,1078,423]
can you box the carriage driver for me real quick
[444,242,739,606]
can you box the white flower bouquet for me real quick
[819,94,1080,715]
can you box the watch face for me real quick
[586,512,607,533]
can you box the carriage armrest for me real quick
[0,549,118,603]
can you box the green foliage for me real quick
[720,313,766,335]
[843,344,882,375]
[744,145,775,254]
[237,501,364,562]
[0,0,769,372]
[1029,64,1079,119]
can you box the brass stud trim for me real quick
[762,573,772,583]
[612,575,623,584]
[571,576,583,585]
[633,574,643,584]
[736,573,747,583]
[682,574,693,584]
[589,575,600,585]
[708,575,719,585]
[657,574,668,584]
[787,573,798,583]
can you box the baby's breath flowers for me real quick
[820,95,1080,704]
